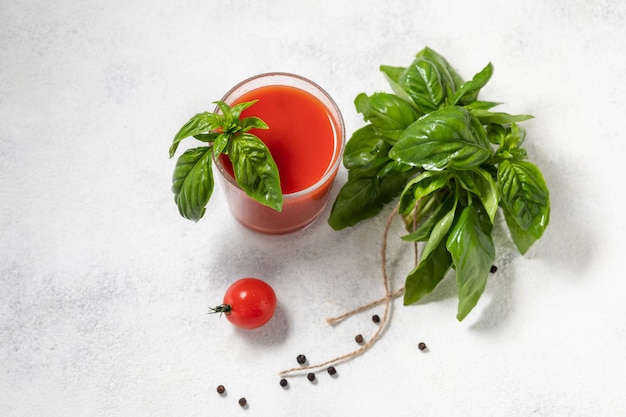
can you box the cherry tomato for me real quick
[213,278,276,329]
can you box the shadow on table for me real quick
[405,155,597,331]
[233,302,290,347]
[469,148,597,331]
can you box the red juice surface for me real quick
[222,85,338,194]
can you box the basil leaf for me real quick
[446,204,495,321]
[404,237,452,305]
[380,65,421,113]
[170,112,221,157]
[214,100,232,116]
[490,124,528,161]
[215,100,247,136]
[171,146,214,222]
[229,133,283,212]
[345,154,386,179]
[381,46,465,114]
[454,168,499,223]
[503,123,526,150]
[497,159,550,239]
[398,57,447,114]
[328,177,387,229]
[229,99,258,119]
[470,109,534,125]
[343,125,389,169]
[486,123,507,145]
[390,106,492,170]
[398,170,450,217]
[464,101,502,111]
[416,46,464,91]
[193,132,220,143]
[241,116,269,132]
[402,191,447,242]
[328,159,418,230]
[213,133,229,157]
[354,92,419,143]
[502,204,537,254]
[451,62,494,105]
[379,65,404,84]
[420,191,458,261]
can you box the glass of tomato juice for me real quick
[214,73,345,234]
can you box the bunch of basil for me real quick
[328,47,550,321]
[169,100,282,222]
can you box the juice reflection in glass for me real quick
[214,73,345,234]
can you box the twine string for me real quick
[325,287,404,326]
[279,204,404,377]
[325,200,420,326]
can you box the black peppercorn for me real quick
[238,397,247,407]
[279,378,288,387]
[327,366,337,376]
[418,342,427,351]
[307,372,316,382]
[216,385,225,395]
[296,354,307,364]
[490,265,498,273]
[355,334,364,344]
[372,314,380,324]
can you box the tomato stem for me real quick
[208,304,232,316]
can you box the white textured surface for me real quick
[2,0,625,415]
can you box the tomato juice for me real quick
[214,73,344,234]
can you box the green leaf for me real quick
[380,47,464,114]
[380,65,404,84]
[380,65,421,113]
[503,123,526,151]
[398,57,448,113]
[451,62,494,105]
[240,116,269,132]
[354,92,419,143]
[497,159,550,240]
[446,204,495,321]
[486,123,507,145]
[420,191,458,261]
[454,168,499,223]
[328,159,418,230]
[416,47,465,91]
[171,146,214,222]
[213,133,229,157]
[470,109,534,125]
[214,100,232,116]
[404,237,453,305]
[229,99,258,119]
[215,100,257,136]
[170,112,221,157]
[328,177,386,229]
[502,204,537,254]
[398,170,450,217]
[343,125,388,169]
[229,133,283,212]
[402,191,448,242]
[390,106,492,170]
[464,101,502,111]
[193,132,221,143]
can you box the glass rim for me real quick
[213,72,346,199]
